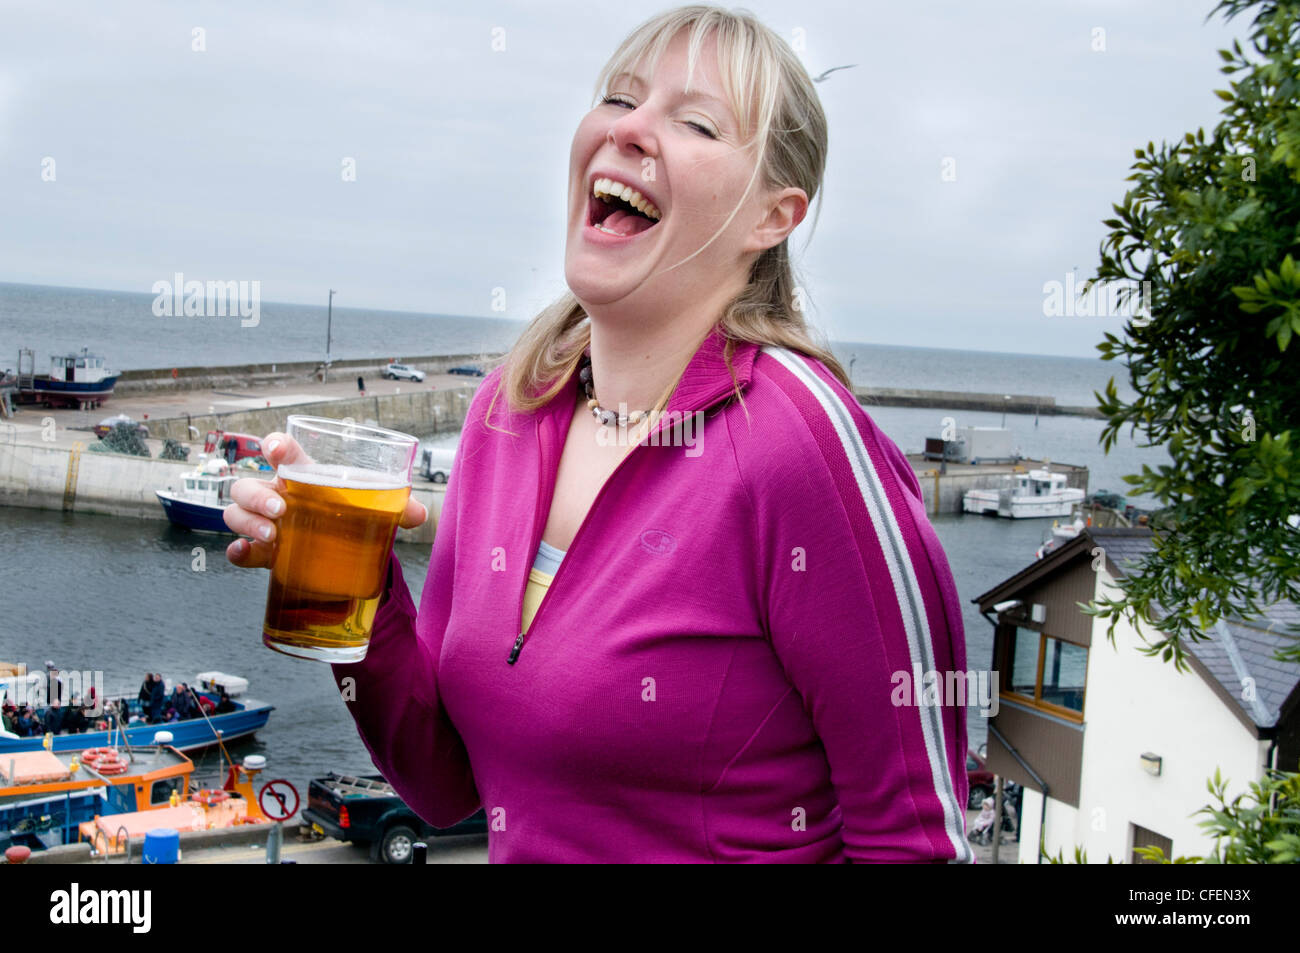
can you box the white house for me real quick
[974,527,1300,863]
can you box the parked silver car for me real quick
[384,362,425,382]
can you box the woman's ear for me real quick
[746,186,808,254]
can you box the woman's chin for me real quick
[564,258,645,307]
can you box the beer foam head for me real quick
[278,462,409,491]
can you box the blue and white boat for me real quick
[156,457,273,533]
[0,671,273,756]
[15,347,119,410]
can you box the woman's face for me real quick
[564,30,795,314]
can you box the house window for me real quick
[1009,628,1039,700]
[1131,824,1172,864]
[1041,637,1087,712]
[1000,626,1087,721]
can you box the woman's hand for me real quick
[222,430,431,568]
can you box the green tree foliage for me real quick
[1086,0,1300,665]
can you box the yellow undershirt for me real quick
[520,566,555,635]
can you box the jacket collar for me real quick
[533,321,759,452]
[663,324,761,418]
[542,324,760,432]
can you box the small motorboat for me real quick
[1035,513,1087,560]
[963,466,1086,518]
[155,456,273,533]
[0,670,273,756]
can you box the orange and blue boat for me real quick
[0,739,195,851]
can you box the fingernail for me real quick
[266,497,283,516]
[260,524,273,540]
[266,438,280,455]
[233,538,247,555]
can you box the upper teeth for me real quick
[593,178,661,221]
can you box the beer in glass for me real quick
[262,415,419,662]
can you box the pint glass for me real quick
[261,415,419,662]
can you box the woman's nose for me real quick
[607,108,658,157]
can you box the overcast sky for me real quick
[0,1,1247,357]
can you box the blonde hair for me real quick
[482,4,850,435]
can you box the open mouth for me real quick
[586,177,662,238]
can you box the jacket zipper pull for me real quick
[507,632,525,665]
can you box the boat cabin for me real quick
[1019,470,1068,496]
[47,351,112,384]
[182,471,234,506]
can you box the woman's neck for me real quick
[584,320,711,419]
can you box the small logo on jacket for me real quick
[639,529,677,555]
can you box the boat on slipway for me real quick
[13,347,119,410]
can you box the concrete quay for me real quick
[855,386,1103,419]
[906,454,1089,516]
[0,373,479,544]
[0,361,1089,530]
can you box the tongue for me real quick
[601,208,656,237]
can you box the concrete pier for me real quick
[905,454,1089,515]
[0,371,478,544]
[0,360,1091,533]
[855,387,1103,419]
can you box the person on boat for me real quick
[17,707,40,736]
[213,688,236,715]
[1,703,16,735]
[169,682,194,720]
[42,698,65,735]
[62,696,88,734]
[223,6,971,863]
[137,672,152,710]
[147,673,167,723]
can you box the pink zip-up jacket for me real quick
[331,326,972,862]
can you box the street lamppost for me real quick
[325,289,336,382]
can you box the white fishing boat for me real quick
[962,467,1085,518]
[155,456,272,533]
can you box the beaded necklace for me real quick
[576,348,656,427]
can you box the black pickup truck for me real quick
[302,772,487,863]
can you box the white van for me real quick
[420,447,456,484]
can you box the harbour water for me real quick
[1,281,1168,792]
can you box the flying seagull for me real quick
[812,64,857,83]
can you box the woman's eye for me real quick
[601,94,717,139]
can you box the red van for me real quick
[203,430,263,464]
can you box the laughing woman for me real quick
[226,5,972,862]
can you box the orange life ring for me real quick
[81,747,128,774]
[190,789,230,806]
